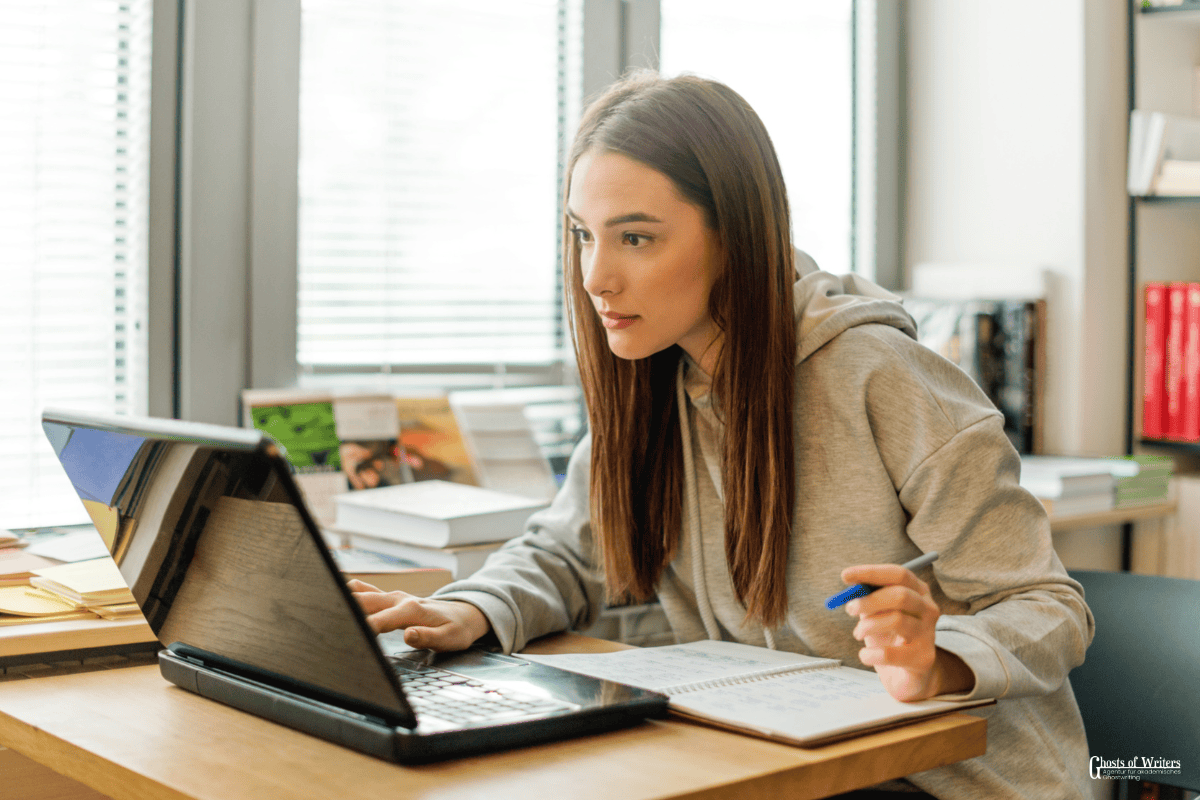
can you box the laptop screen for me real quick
[42,411,410,720]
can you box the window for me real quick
[659,0,855,276]
[296,0,582,388]
[0,0,153,528]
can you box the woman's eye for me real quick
[570,226,592,244]
[623,233,648,246]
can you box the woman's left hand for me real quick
[841,563,975,702]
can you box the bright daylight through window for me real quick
[1,0,152,528]
[296,0,573,384]
[295,0,854,390]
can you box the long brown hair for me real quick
[564,72,796,626]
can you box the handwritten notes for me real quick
[521,639,987,746]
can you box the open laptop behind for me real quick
[40,408,668,763]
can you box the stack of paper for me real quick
[1127,110,1200,197]
[1019,455,1176,516]
[0,585,98,626]
[24,559,142,621]
[1019,456,1118,516]
[0,550,57,588]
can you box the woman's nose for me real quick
[581,245,619,297]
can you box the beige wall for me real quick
[903,1,1131,569]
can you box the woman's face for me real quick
[567,149,722,374]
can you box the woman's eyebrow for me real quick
[565,207,665,227]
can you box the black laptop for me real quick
[41,408,668,763]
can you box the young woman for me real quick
[350,72,1094,799]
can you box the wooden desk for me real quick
[0,618,156,667]
[0,635,986,800]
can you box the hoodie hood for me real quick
[793,249,917,363]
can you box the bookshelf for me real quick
[1046,501,1177,533]
[1126,2,1200,567]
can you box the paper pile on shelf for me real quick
[1127,110,1200,197]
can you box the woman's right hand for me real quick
[348,579,492,651]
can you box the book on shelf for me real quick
[1037,493,1115,517]
[1186,283,1200,441]
[1114,454,1174,508]
[1143,283,1200,443]
[450,391,560,501]
[341,533,505,579]
[519,639,992,747]
[328,546,453,596]
[996,299,1044,455]
[1020,454,1174,512]
[1167,283,1188,438]
[243,389,348,526]
[1155,159,1200,196]
[1127,110,1200,197]
[333,480,547,548]
[1018,458,1116,499]
[904,295,1045,454]
[393,395,478,486]
[242,389,491,525]
[1144,283,1168,439]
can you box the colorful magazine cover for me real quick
[394,396,477,485]
[248,400,342,472]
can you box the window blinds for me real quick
[296,0,574,376]
[0,0,152,528]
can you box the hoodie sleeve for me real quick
[870,338,1095,702]
[430,433,607,653]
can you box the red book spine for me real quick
[1144,283,1168,439]
[1186,284,1200,441]
[1167,282,1188,439]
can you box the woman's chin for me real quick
[605,334,667,362]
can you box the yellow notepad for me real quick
[93,602,144,620]
[0,609,99,626]
[29,558,135,605]
[0,585,85,615]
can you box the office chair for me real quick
[1068,569,1200,793]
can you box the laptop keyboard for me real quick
[395,667,578,731]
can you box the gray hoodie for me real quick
[436,260,1094,799]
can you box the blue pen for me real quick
[824,551,940,610]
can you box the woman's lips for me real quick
[601,311,638,330]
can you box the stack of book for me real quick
[1113,455,1174,508]
[1143,282,1200,442]
[0,558,142,626]
[904,295,1046,454]
[331,480,549,579]
[241,389,557,527]
[1019,455,1175,517]
[1019,457,1117,517]
[328,546,452,595]
[1127,110,1200,197]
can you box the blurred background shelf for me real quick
[1047,501,1177,533]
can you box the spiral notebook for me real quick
[520,639,992,746]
